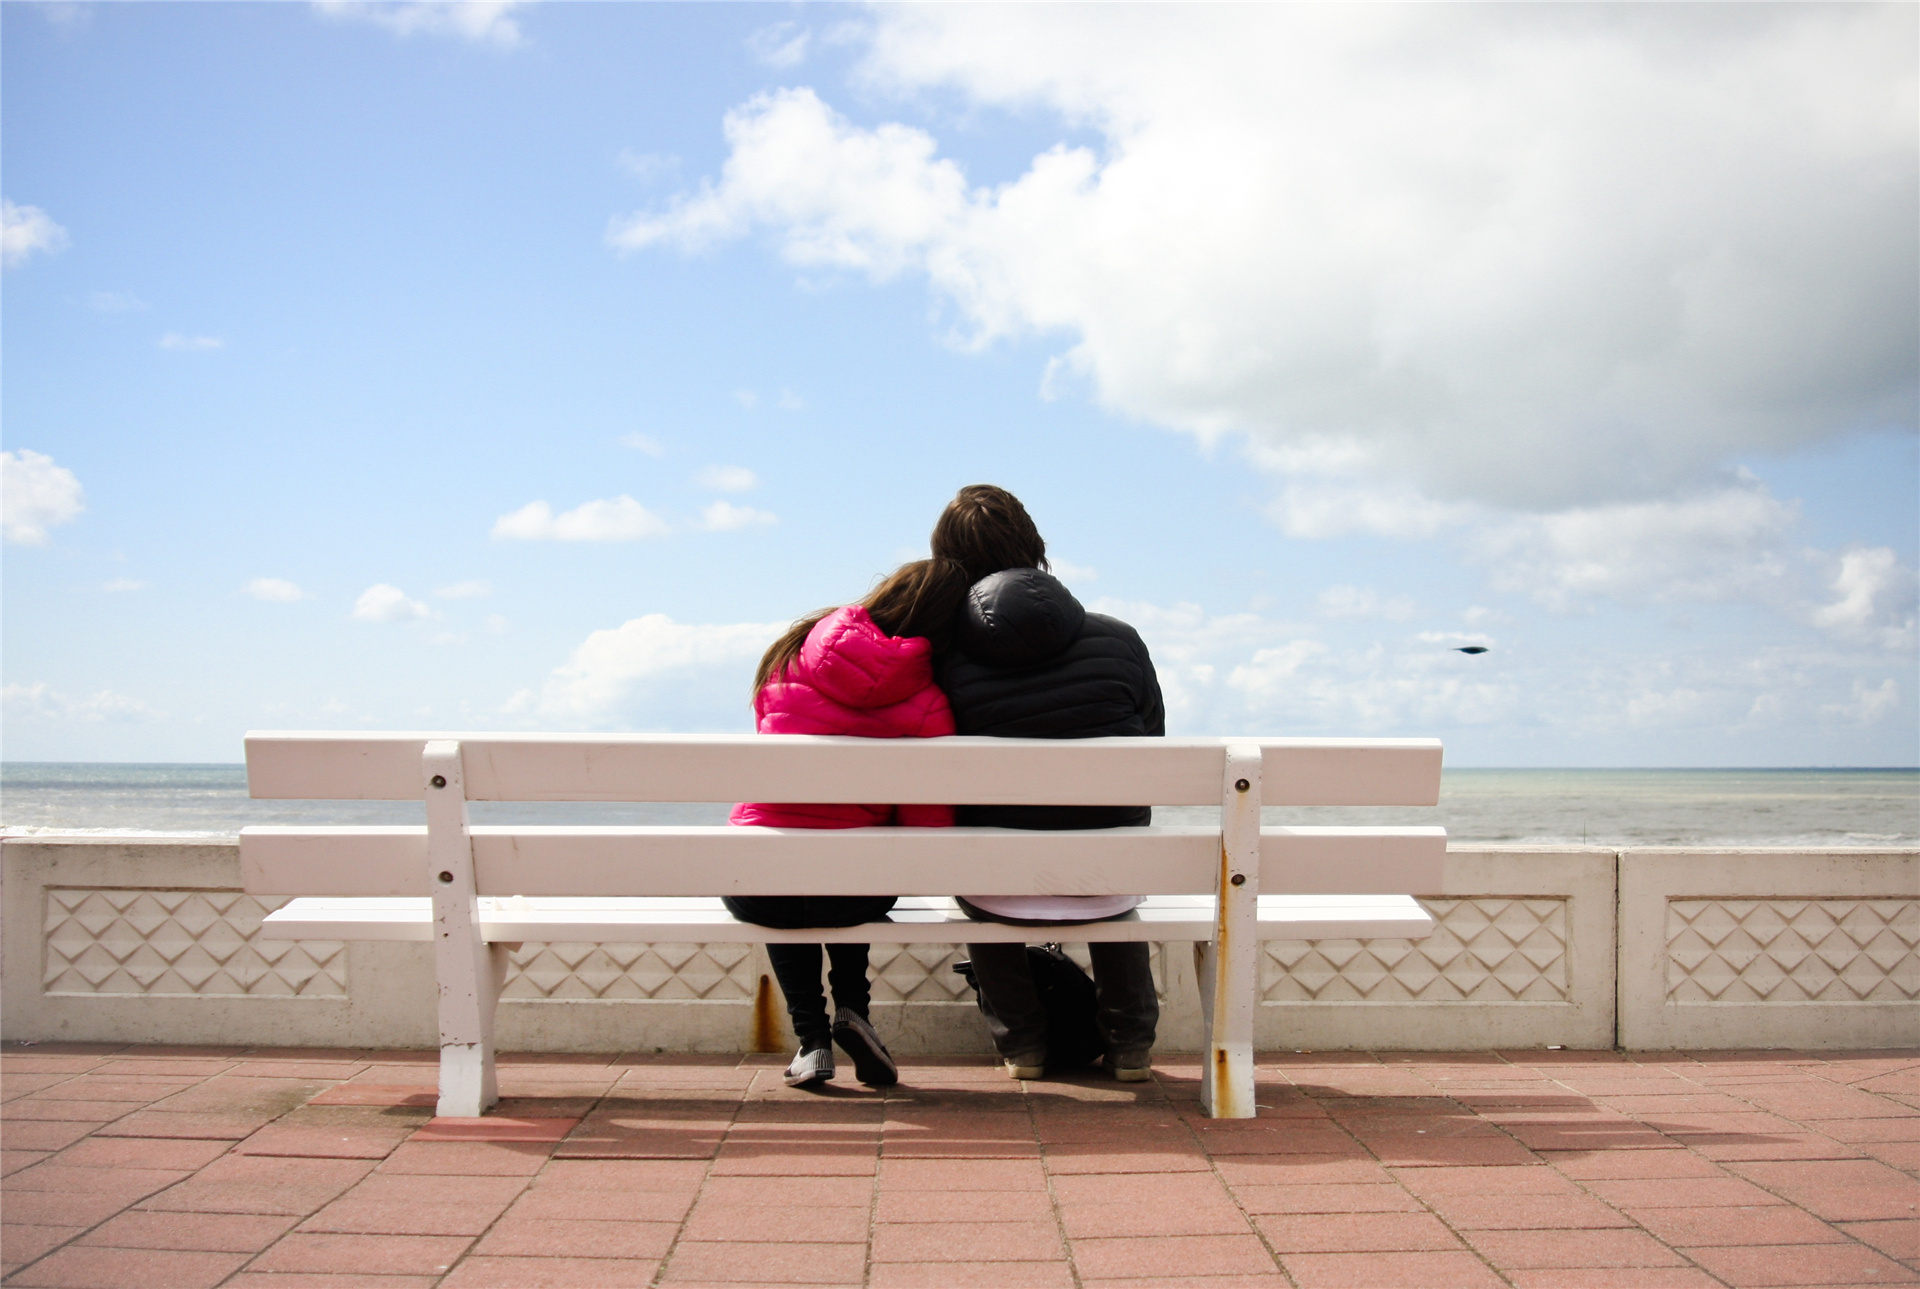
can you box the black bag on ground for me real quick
[953,943,1105,1070]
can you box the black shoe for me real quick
[831,1011,898,1087]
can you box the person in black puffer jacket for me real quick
[931,485,1162,1082]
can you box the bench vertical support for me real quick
[1201,742,1262,1119]
[424,740,502,1118]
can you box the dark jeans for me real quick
[723,895,897,1048]
[959,903,1158,1065]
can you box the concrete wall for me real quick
[4,837,1913,1052]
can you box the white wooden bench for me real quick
[240,732,1446,1120]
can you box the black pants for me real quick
[959,903,1158,1065]
[723,895,896,1047]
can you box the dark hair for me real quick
[929,484,1048,584]
[752,558,971,694]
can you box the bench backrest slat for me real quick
[238,824,1446,898]
[244,733,1442,807]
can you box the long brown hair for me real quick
[752,558,971,694]
[930,484,1048,585]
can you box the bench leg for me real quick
[424,739,501,1119]
[1203,743,1262,1119]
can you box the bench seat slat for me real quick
[245,733,1442,807]
[239,825,1446,898]
[259,893,1437,944]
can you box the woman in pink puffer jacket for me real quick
[727,558,968,1089]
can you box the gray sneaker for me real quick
[783,1045,835,1087]
[832,1011,898,1087]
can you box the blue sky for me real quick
[3,2,1915,767]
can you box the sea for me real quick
[2,763,1916,848]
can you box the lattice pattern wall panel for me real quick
[44,889,346,997]
[866,944,1169,1004]
[1667,899,1920,1003]
[1262,898,1568,1003]
[501,943,757,1000]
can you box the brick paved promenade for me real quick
[3,1045,1916,1288]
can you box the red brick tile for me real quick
[1812,1117,1920,1143]
[221,1277,442,1289]
[1059,1199,1252,1238]
[95,1059,238,1077]
[1501,1270,1725,1288]
[881,1137,1042,1159]
[1280,1250,1509,1287]
[873,1189,1054,1224]
[1,1245,249,1287]
[1583,1176,1787,1208]
[1392,1164,1584,1196]
[471,1216,679,1259]
[249,1232,475,1275]
[306,1085,436,1108]
[4,1161,190,1198]
[1,1120,109,1151]
[1068,1233,1279,1279]
[681,1203,870,1244]
[1049,1172,1236,1208]
[1683,1241,1920,1286]
[1425,1194,1633,1230]
[1838,1219,1920,1262]
[1729,1160,1920,1222]
[3,1190,149,1228]
[92,1111,268,1140]
[878,1157,1048,1190]
[53,1135,231,1170]
[871,1220,1063,1261]
[533,1159,710,1191]
[1043,1145,1211,1174]
[1365,1135,1542,1167]
[662,1240,868,1283]
[410,1117,579,1143]
[374,1141,553,1175]
[1,1097,140,1122]
[1032,1116,1182,1144]
[1545,1149,1732,1180]
[1255,1211,1463,1253]
[2,1150,52,1176]
[439,1257,661,1287]
[707,1143,877,1175]
[1210,1155,1398,1187]
[1232,1183,1425,1215]
[1465,1227,1690,1268]
[691,1174,871,1207]
[1630,1204,1848,1247]
[1,1224,83,1265]
[1077,1277,1290,1288]
[553,1128,725,1160]
[1684,1133,1867,1163]
[298,1199,516,1237]
[78,1210,297,1252]
[505,1187,696,1223]
[869,1261,1075,1288]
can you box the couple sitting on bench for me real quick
[725,485,1163,1091]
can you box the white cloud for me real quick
[699,501,777,532]
[1,449,84,544]
[617,150,680,183]
[351,583,430,622]
[696,465,758,493]
[623,8,1915,513]
[732,389,760,409]
[101,578,144,593]
[1319,586,1416,621]
[2,199,69,269]
[776,389,805,411]
[518,613,785,723]
[312,1,523,47]
[85,291,148,312]
[1822,677,1901,726]
[1050,559,1098,584]
[434,580,492,599]
[1812,547,1917,650]
[747,21,809,69]
[245,577,308,603]
[485,613,510,635]
[619,432,666,456]
[491,496,671,542]
[159,333,222,351]
[2,682,161,722]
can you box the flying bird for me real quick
[1455,646,1489,655]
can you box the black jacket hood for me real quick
[957,568,1087,668]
